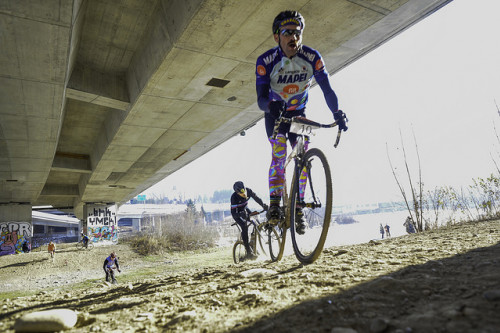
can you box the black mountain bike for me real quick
[232,210,279,264]
[76,239,94,250]
[266,112,346,264]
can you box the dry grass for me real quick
[124,212,219,255]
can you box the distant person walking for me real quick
[384,224,391,238]
[379,223,385,239]
[47,241,56,261]
[22,240,30,253]
[404,216,416,234]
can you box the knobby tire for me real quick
[268,223,285,262]
[233,241,246,264]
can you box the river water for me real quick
[327,210,411,247]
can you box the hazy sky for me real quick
[142,0,500,206]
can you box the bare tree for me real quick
[386,127,425,231]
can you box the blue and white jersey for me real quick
[105,256,117,268]
[256,45,329,112]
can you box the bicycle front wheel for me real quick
[290,148,332,264]
[76,242,83,250]
[233,241,246,264]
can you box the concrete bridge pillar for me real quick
[83,203,118,244]
[0,204,32,256]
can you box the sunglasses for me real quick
[280,29,302,37]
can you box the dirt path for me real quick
[1,220,499,332]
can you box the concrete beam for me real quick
[67,66,130,111]
[0,203,32,221]
[51,153,92,174]
[41,184,80,197]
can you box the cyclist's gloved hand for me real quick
[334,110,348,131]
[262,203,269,211]
[268,100,286,119]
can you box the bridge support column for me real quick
[0,204,32,256]
[83,203,118,244]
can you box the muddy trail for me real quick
[1,220,499,332]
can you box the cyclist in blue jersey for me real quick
[256,10,347,233]
[81,231,90,248]
[103,251,121,284]
[231,181,268,260]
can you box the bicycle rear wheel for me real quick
[256,232,267,257]
[267,223,284,262]
[233,241,246,264]
[87,242,94,250]
[290,148,332,264]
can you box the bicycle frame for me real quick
[233,210,266,240]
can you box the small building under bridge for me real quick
[116,203,233,234]
[31,210,81,247]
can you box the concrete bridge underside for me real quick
[0,0,451,218]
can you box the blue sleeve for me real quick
[317,76,338,113]
[256,84,270,112]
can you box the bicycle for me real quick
[232,210,279,264]
[76,239,94,250]
[266,112,347,264]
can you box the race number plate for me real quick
[289,120,320,135]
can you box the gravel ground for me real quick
[0,219,499,332]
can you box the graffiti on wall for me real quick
[0,222,31,256]
[86,205,118,243]
[88,225,117,243]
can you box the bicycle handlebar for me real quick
[249,209,266,217]
[271,112,347,148]
[231,209,266,228]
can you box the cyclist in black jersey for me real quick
[230,181,268,259]
[255,10,348,232]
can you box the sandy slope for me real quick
[1,220,499,332]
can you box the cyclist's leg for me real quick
[268,134,287,206]
[290,135,310,202]
[235,217,252,255]
[265,115,288,211]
